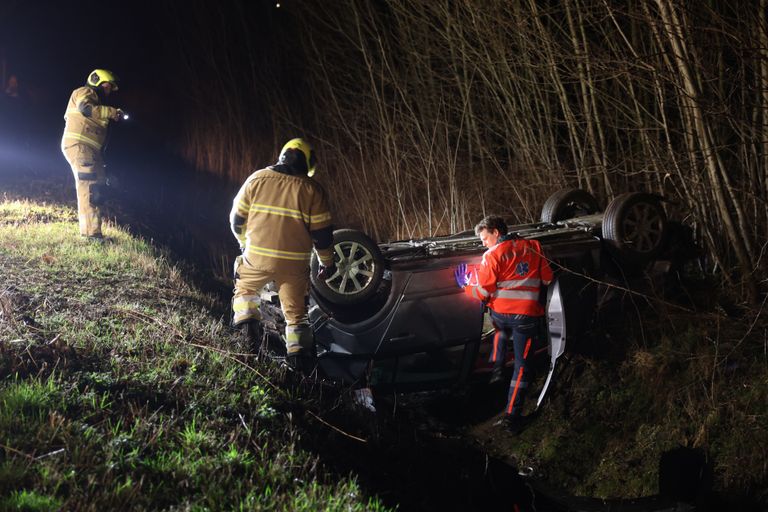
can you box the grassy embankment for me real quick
[0,199,387,511]
[500,287,768,505]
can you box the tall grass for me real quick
[502,305,768,501]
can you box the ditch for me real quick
[2,134,750,511]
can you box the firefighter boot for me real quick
[286,350,317,376]
[285,324,316,375]
[242,320,263,353]
[84,233,106,244]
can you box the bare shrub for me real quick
[172,0,768,300]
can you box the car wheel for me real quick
[540,188,601,223]
[602,192,667,264]
[310,229,385,305]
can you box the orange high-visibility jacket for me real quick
[230,168,334,273]
[465,238,553,316]
[61,86,119,152]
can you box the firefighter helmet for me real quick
[87,69,119,91]
[278,138,317,177]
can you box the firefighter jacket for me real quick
[230,167,334,273]
[464,237,553,316]
[61,86,119,152]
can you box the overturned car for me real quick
[259,189,676,401]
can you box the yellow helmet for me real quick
[87,69,119,91]
[278,138,317,177]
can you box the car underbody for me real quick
[257,188,685,407]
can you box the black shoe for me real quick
[489,366,504,384]
[494,414,531,434]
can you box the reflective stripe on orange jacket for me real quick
[464,238,553,316]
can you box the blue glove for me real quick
[454,263,470,288]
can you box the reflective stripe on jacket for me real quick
[61,86,117,151]
[464,238,553,316]
[229,168,334,273]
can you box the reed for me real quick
[173,0,768,300]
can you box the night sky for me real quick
[3,1,162,118]
[2,2,160,84]
[1,0,285,148]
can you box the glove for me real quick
[115,108,129,121]
[454,263,470,288]
[316,262,337,282]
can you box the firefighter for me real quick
[229,138,336,373]
[455,215,553,433]
[61,69,125,240]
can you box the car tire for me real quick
[540,188,601,223]
[310,229,385,305]
[602,192,667,264]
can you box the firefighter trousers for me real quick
[62,144,106,237]
[232,255,312,355]
[489,311,542,417]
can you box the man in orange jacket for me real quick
[456,215,553,433]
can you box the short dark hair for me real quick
[474,215,508,236]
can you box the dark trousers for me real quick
[489,311,541,417]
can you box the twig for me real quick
[0,442,35,460]
[34,448,65,461]
[544,255,696,314]
[114,306,277,390]
[112,306,368,443]
[306,410,367,443]
[729,290,768,354]
[238,413,251,434]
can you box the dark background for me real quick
[0,0,295,282]
[1,2,768,507]
[0,0,287,156]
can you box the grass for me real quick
[0,199,388,511]
[3,197,766,509]
[506,305,768,504]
